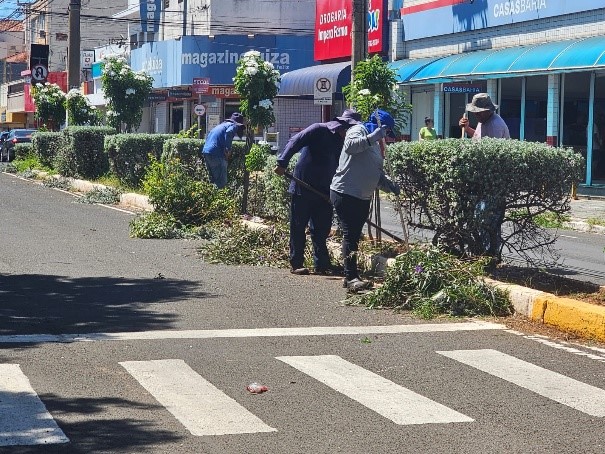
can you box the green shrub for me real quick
[12,143,33,161]
[388,138,584,261]
[162,138,203,167]
[355,245,511,318]
[245,142,272,172]
[105,133,174,187]
[54,126,116,179]
[32,131,63,167]
[259,154,299,222]
[142,156,237,226]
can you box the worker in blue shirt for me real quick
[274,109,361,275]
[202,112,246,188]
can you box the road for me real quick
[377,200,605,286]
[1,172,604,453]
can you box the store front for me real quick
[390,36,605,187]
[130,34,315,136]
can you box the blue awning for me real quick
[391,36,605,84]
[278,61,351,96]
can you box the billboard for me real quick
[130,35,315,89]
[401,0,604,41]
[314,0,386,61]
[140,0,161,33]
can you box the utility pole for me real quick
[68,0,82,90]
[351,0,367,78]
[182,0,188,37]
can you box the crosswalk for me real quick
[1,348,604,446]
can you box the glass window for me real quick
[524,76,547,143]
[562,72,591,183]
[593,74,605,181]
[499,78,522,140]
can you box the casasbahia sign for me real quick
[401,0,602,40]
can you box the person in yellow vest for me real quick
[419,117,438,141]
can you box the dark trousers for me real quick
[289,191,333,270]
[330,190,371,281]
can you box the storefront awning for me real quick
[391,36,605,84]
[278,61,351,96]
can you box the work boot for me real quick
[290,267,310,275]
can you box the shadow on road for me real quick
[0,393,182,454]
[0,274,213,335]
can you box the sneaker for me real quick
[290,267,310,275]
[345,278,371,293]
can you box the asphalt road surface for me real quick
[1,172,604,453]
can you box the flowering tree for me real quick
[343,55,411,134]
[101,55,153,132]
[32,83,66,131]
[66,89,101,126]
[233,50,281,212]
[233,50,281,131]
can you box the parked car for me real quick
[0,129,37,162]
[0,131,9,145]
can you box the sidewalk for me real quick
[565,197,605,234]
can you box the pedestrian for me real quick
[201,112,246,189]
[419,116,438,141]
[330,110,400,292]
[458,93,510,139]
[274,109,360,276]
[458,93,511,257]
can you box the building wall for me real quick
[394,9,605,60]
[25,0,130,72]
[162,0,315,41]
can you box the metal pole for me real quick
[183,0,188,37]
[67,0,81,90]
[351,0,367,81]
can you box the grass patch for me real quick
[532,211,571,229]
[586,217,605,227]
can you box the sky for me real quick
[0,1,30,20]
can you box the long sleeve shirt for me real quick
[202,121,239,158]
[331,124,390,201]
[276,120,344,195]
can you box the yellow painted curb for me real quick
[533,295,605,341]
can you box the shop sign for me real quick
[314,0,386,61]
[209,85,239,99]
[168,89,192,99]
[140,0,161,33]
[443,83,482,94]
[148,93,167,102]
[401,0,599,41]
[192,77,210,94]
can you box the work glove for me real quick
[367,125,388,143]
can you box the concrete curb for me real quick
[564,219,605,235]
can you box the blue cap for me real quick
[365,110,396,138]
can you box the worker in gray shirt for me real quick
[330,110,399,292]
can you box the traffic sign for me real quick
[194,104,206,116]
[314,77,334,105]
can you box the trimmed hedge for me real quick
[105,133,174,187]
[32,132,63,167]
[387,138,584,260]
[12,143,33,160]
[162,138,203,166]
[54,126,116,179]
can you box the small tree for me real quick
[233,50,281,213]
[101,55,153,132]
[343,55,411,133]
[65,89,101,126]
[32,82,66,131]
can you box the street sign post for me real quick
[314,77,334,105]
[193,78,211,138]
[194,104,206,116]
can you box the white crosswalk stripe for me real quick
[120,359,277,436]
[276,354,474,425]
[437,349,605,417]
[0,364,69,446]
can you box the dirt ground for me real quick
[488,265,605,307]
